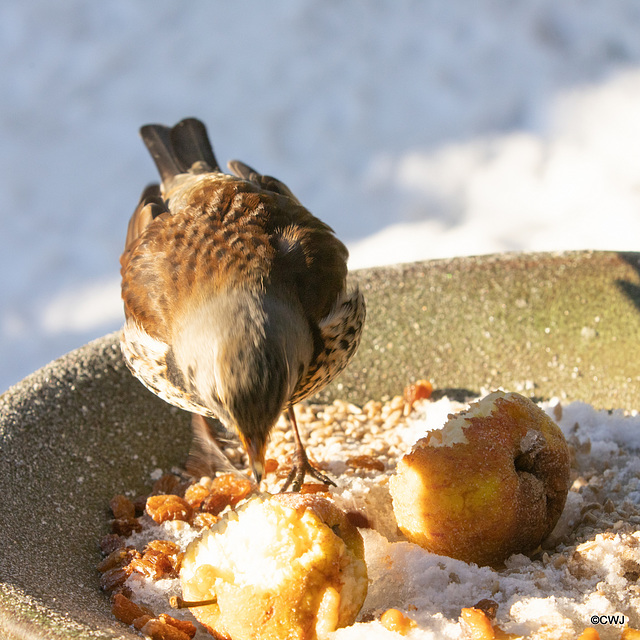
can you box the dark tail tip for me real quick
[140,117,220,185]
[170,118,219,172]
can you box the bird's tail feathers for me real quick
[140,118,220,186]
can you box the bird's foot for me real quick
[279,450,336,493]
[279,405,336,492]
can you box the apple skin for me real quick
[389,391,570,567]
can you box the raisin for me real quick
[146,495,193,523]
[97,547,141,573]
[99,566,128,593]
[99,533,124,556]
[133,614,153,630]
[346,455,385,472]
[211,473,252,506]
[146,540,183,572]
[140,618,192,640]
[183,482,211,510]
[300,483,331,494]
[111,592,153,625]
[109,494,135,519]
[158,613,197,639]
[151,473,184,496]
[133,495,148,514]
[146,539,181,558]
[129,548,177,580]
[200,473,251,515]
[200,492,229,515]
[110,516,142,536]
[403,379,433,410]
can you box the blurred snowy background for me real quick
[2,0,640,392]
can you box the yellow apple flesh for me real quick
[180,492,368,640]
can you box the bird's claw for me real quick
[279,457,336,493]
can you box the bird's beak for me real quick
[239,434,266,485]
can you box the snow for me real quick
[2,0,640,392]
[116,395,640,639]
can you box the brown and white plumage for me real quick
[120,118,365,488]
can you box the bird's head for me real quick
[173,287,313,483]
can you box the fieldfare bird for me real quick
[120,118,365,490]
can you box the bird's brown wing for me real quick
[121,176,278,343]
[227,163,350,324]
[289,285,366,404]
[256,188,364,403]
[228,164,365,402]
[228,159,303,206]
[120,180,176,341]
[121,184,168,269]
[122,119,222,340]
[268,202,349,324]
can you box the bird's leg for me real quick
[186,414,248,480]
[280,406,336,493]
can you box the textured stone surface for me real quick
[323,250,640,408]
